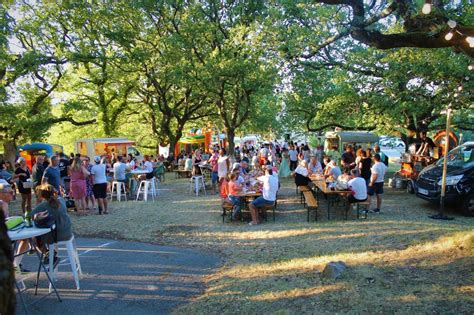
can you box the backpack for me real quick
[381,152,389,166]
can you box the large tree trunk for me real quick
[0,210,16,315]
[227,128,236,157]
[2,140,17,166]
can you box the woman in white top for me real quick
[217,148,230,193]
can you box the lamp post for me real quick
[429,104,453,220]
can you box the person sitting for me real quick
[249,165,279,225]
[323,157,342,181]
[184,154,193,171]
[227,173,243,221]
[139,155,155,181]
[113,155,129,185]
[31,184,73,265]
[345,169,368,213]
[0,179,13,217]
[307,155,323,175]
[293,160,310,187]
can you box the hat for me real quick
[232,162,241,171]
[94,156,101,163]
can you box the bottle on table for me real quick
[24,211,32,227]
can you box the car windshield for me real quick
[436,144,474,169]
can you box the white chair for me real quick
[190,175,206,196]
[49,235,82,291]
[110,181,127,201]
[136,179,156,201]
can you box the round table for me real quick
[8,224,52,241]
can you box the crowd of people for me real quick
[0,151,168,217]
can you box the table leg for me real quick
[30,240,61,302]
[15,280,29,315]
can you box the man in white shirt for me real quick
[91,156,108,214]
[345,169,367,213]
[113,156,129,183]
[288,145,298,171]
[368,154,387,213]
[249,165,278,226]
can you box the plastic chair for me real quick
[136,179,156,201]
[190,175,206,196]
[110,181,127,201]
[49,235,82,291]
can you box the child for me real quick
[227,173,243,221]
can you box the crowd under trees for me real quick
[1,0,473,163]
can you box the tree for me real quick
[296,1,474,59]
[0,2,94,163]
[194,0,277,155]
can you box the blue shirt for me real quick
[43,166,61,192]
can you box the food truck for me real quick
[17,143,64,169]
[324,131,379,154]
[75,138,141,159]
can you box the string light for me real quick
[444,32,454,41]
[447,20,457,29]
[422,1,432,14]
[466,37,474,48]
[469,65,474,71]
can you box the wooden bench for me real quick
[221,199,234,223]
[298,185,310,205]
[345,200,371,219]
[260,203,276,222]
[303,190,318,222]
[175,170,192,179]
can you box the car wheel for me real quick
[461,193,474,217]
[407,180,415,194]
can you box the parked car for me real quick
[415,141,474,216]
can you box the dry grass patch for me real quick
[7,176,472,314]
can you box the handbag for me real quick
[34,210,55,228]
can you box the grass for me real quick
[7,175,474,314]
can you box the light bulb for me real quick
[422,3,432,14]
[447,20,457,29]
[457,86,463,91]
[469,65,474,71]
[466,37,474,48]
[444,32,454,41]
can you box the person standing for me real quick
[42,155,61,194]
[278,148,291,178]
[208,149,219,194]
[58,152,70,194]
[83,156,96,210]
[416,131,436,157]
[368,154,387,213]
[91,156,108,215]
[32,155,45,192]
[288,145,298,171]
[217,148,230,193]
[192,149,202,175]
[359,150,372,185]
[12,157,32,214]
[69,157,90,215]
[341,145,356,169]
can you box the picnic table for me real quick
[311,179,351,220]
